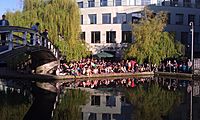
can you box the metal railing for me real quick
[0,26,59,58]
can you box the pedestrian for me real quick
[30,22,40,44]
[0,14,10,45]
[41,29,48,46]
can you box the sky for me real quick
[0,0,22,16]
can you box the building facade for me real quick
[78,0,200,58]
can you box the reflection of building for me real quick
[77,0,200,58]
[81,88,132,120]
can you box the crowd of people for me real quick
[56,58,156,76]
[56,57,193,76]
[158,59,192,73]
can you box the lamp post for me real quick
[189,21,194,67]
[189,21,194,120]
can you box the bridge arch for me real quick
[0,26,60,74]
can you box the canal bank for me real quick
[155,72,193,80]
[0,68,153,81]
[0,68,195,81]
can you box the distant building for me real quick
[77,0,200,58]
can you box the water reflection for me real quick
[80,88,132,120]
[0,79,32,120]
[53,89,89,120]
[125,84,182,120]
[23,83,57,120]
[0,77,200,120]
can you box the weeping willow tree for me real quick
[6,0,89,62]
[53,89,89,120]
[124,84,182,120]
[125,8,184,64]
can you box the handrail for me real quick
[0,26,36,34]
[0,26,59,59]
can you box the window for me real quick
[167,13,171,24]
[183,0,191,7]
[91,95,100,105]
[78,2,83,8]
[106,31,116,43]
[80,32,85,40]
[88,113,97,120]
[188,14,195,25]
[194,32,200,45]
[100,0,107,6]
[199,16,200,25]
[171,0,178,6]
[102,113,111,120]
[132,12,141,23]
[91,31,100,43]
[196,0,200,8]
[102,13,111,24]
[88,0,95,7]
[115,13,126,24]
[141,0,151,5]
[175,14,184,25]
[80,15,83,25]
[106,96,116,106]
[89,14,97,24]
[181,32,188,45]
[115,0,122,6]
[181,32,189,57]
[122,31,132,43]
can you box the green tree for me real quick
[125,8,184,64]
[124,84,182,120]
[6,0,89,62]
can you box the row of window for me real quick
[78,0,123,8]
[81,13,141,25]
[174,13,200,25]
[80,31,132,43]
[81,12,200,26]
[161,0,200,8]
[80,30,200,45]
[181,32,200,45]
[77,0,154,8]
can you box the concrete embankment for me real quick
[1,67,196,81]
[154,72,193,80]
[0,68,154,81]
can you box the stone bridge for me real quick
[0,26,59,74]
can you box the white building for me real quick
[78,0,200,58]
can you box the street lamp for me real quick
[189,21,194,68]
[189,21,194,120]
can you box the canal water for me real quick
[0,76,200,120]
